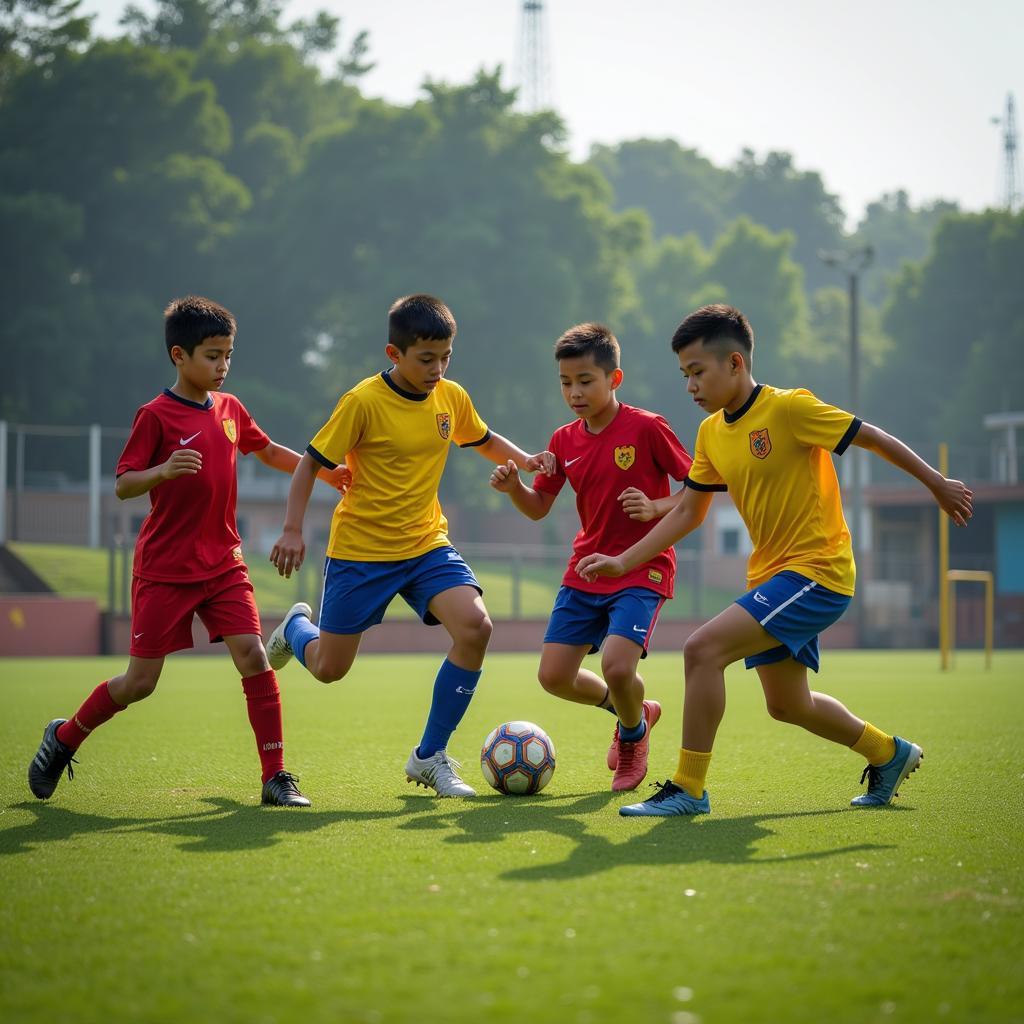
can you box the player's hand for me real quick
[270,528,305,578]
[575,552,625,581]
[161,449,202,480]
[934,477,974,527]
[619,487,656,521]
[490,459,520,493]
[323,464,352,495]
[524,450,556,475]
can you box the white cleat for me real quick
[266,602,313,670]
[405,748,476,797]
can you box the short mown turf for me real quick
[2,651,1021,1024]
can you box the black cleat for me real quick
[261,770,311,807]
[28,719,78,799]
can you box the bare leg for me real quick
[680,603,779,751]
[426,585,493,670]
[537,643,603,704]
[600,635,646,729]
[301,630,363,683]
[106,656,164,705]
[756,657,864,746]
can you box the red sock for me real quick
[242,670,285,784]
[56,681,125,750]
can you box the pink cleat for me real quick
[611,700,661,792]
[607,723,619,771]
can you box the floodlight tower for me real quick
[991,93,1020,212]
[516,0,551,112]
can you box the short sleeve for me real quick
[451,384,490,448]
[308,392,367,469]
[235,401,270,456]
[787,389,861,455]
[684,420,726,492]
[648,415,693,481]
[532,431,566,497]
[116,407,162,476]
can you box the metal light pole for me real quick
[819,245,874,645]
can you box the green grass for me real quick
[9,542,736,619]
[1,651,1021,1024]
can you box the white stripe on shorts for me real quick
[759,579,818,627]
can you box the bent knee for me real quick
[456,613,493,653]
[537,666,567,695]
[310,661,351,684]
[765,700,810,724]
[601,659,636,688]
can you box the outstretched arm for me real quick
[269,452,321,577]
[576,485,714,580]
[254,441,351,494]
[489,460,557,520]
[853,423,973,527]
[475,432,556,476]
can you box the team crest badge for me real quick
[749,428,771,459]
[436,412,451,440]
[614,445,636,470]
[222,418,237,443]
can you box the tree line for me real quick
[2,0,1021,503]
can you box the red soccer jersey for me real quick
[116,389,269,582]
[533,403,692,597]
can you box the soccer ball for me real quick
[480,721,556,795]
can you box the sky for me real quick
[80,0,1024,226]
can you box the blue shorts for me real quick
[736,571,851,673]
[318,546,482,635]
[543,585,666,659]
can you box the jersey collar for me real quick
[163,387,214,410]
[723,384,763,424]
[381,369,429,402]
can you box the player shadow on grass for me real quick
[0,798,420,855]
[392,792,903,881]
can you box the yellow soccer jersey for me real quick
[686,384,861,595]
[308,372,490,561]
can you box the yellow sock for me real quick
[851,722,896,766]
[673,748,712,799]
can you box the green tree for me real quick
[879,210,1024,445]
[852,190,959,304]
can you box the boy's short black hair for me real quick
[671,304,753,362]
[388,294,457,353]
[553,323,620,373]
[164,296,236,360]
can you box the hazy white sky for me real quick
[81,0,1024,224]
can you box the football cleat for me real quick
[406,748,476,797]
[607,723,619,771]
[619,779,711,817]
[28,719,78,799]
[261,770,311,807]
[266,602,313,670]
[850,736,923,807]
[611,700,662,792]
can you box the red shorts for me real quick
[130,564,262,658]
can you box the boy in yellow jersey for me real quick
[577,304,973,816]
[266,294,554,797]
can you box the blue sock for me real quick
[416,660,481,759]
[284,614,319,668]
[618,717,647,743]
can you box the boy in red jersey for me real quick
[490,324,692,791]
[28,296,348,807]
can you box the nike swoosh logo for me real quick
[133,632,144,639]
[754,592,770,605]
[179,431,201,446]
[632,625,647,635]
[455,686,476,695]
[564,456,582,467]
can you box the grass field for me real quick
[1,651,1021,1024]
